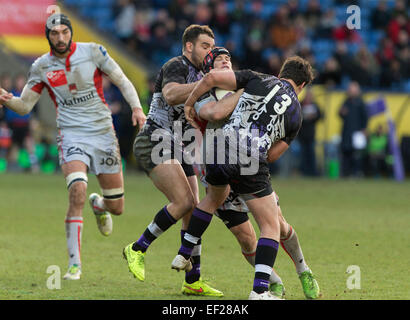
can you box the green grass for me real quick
[0,173,409,300]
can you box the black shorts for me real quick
[133,121,195,177]
[205,161,273,200]
[10,123,29,148]
[215,209,249,229]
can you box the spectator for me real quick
[338,81,368,177]
[0,121,12,160]
[333,41,355,81]
[317,9,339,38]
[332,24,361,43]
[193,2,212,25]
[133,9,153,52]
[148,22,174,65]
[298,88,322,176]
[265,52,282,76]
[367,124,389,178]
[210,1,231,36]
[391,0,408,19]
[304,0,322,31]
[229,0,248,25]
[5,74,39,172]
[352,45,380,87]
[102,77,134,164]
[317,57,342,87]
[268,5,298,51]
[114,0,137,43]
[244,18,266,71]
[387,14,408,45]
[397,46,410,81]
[371,1,391,30]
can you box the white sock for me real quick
[270,268,283,285]
[280,226,310,275]
[242,250,283,284]
[65,216,83,267]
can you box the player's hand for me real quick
[184,104,200,130]
[132,107,146,132]
[0,87,13,107]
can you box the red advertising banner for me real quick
[0,0,56,35]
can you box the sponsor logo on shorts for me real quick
[66,146,84,157]
[100,149,120,166]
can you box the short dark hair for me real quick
[278,56,315,86]
[182,24,214,50]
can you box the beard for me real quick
[191,49,204,70]
[49,39,72,55]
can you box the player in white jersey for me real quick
[0,14,146,280]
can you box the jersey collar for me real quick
[49,42,77,72]
[281,79,297,95]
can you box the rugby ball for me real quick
[214,88,234,101]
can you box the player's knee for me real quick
[68,183,87,208]
[182,197,196,214]
[102,188,124,215]
[66,172,88,208]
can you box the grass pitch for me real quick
[0,172,409,300]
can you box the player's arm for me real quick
[199,89,244,122]
[185,70,237,128]
[162,82,198,106]
[0,85,41,115]
[91,43,146,130]
[267,140,289,163]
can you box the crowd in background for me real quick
[111,0,410,91]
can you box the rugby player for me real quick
[122,25,223,297]
[192,48,320,299]
[172,56,315,300]
[0,14,146,280]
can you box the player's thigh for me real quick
[197,184,230,213]
[61,160,88,177]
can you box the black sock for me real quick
[181,230,201,284]
[178,207,213,259]
[133,206,176,252]
[253,238,279,294]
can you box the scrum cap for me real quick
[202,47,231,73]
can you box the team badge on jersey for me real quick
[69,83,78,94]
[46,70,68,87]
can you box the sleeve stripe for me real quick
[30,82,45,94]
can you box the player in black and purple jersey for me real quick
[122,24,223,297]
[172,56,316,300]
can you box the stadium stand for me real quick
[64,0,409,91]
